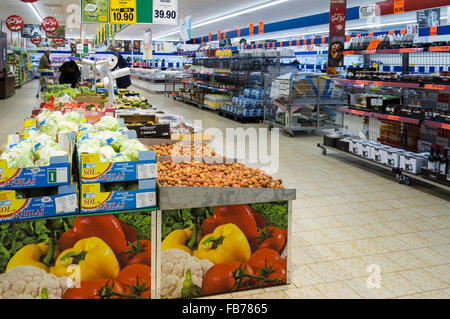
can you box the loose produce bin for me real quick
[0,184,78,223]
[80,179,157,214]
[154,184,295,299]
[0,210,156,299]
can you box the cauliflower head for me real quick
[161,249,213,299]
[0,266,70,299]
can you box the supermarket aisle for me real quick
[0,79,39,144]
[133,86,450,299]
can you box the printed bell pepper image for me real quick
[51,237,120,282]
[58,214,128,255]
[194,223,251,264]
[200,204,258,241]
[161,225,199,254]
[6,240,56,272]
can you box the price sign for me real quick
[153,0,178,25]
[399,48,417,53]
[110,0,136,24]
[429,46,450,52]
[393,0,404,14]
[367,39,381,51]
[442,123,450,130]
[387,115,400,121]
[430,26,437,36]
[424,84,445,90]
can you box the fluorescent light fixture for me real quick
[28,3,42,21]
[153,0,289,40]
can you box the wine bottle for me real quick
[427,145,435,172]
[440,148,448,175]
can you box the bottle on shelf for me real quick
[427,145,436,172]
[439,148,448,176]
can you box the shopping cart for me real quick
[36,69,56,98]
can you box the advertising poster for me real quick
[0,212,152,299]
[109,40,124,52]
[123,40,133,52]
[327,0,347,68]
[133,40,141,52]
[180,16,191,42]
[160,202,288,298]
[47,25,66,39]
[82,0,109,23]
[21,24,44,39]
[417,9,440,28]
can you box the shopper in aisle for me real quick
[113,53,131,89]
[59,57,81,88]
[38,50,52,91]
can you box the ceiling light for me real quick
[28,3,42,21]
[153,0,289,40]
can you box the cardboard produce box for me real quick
[119,114,171,139]
[75,93,104,107]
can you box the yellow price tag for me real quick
[110,0,136,24]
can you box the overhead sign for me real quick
[110,0,137,24]
[153,0,178,25]
[180,16,191,42]
[41,16,59,33]
[82,0,109,23]
[328,0,346,68]
[417,9,440,27]
[6,15,24,32]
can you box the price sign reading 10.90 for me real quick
[110,0,137,24]
[153,0,178,25]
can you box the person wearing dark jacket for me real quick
[59,59,81,88]
[113,53,131,89]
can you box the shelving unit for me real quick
[264,73,347,136]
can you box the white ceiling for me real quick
[0,1,448,41]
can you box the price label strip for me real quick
[153,0,178,25]
[110,0,137,24]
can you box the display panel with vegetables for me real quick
[0,211,153,299]
[160,202,288,298]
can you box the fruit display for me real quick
[160,203,288,298]
[0,212,153,299]
[157,161,283,188]
[114,96,152,109]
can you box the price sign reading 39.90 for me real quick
[153,0,178,25]
[110,0,137,24]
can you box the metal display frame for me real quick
[264,73,347,137]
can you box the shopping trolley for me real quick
[36,69,56,98]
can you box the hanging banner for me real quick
[208,32,212,42]
[180,16,191,42]
[249,23,254,36]
[217,30,221,41]
[259,21,264,34]
[47,25,65,38]
[41,17,58,33]
[327,0,346,68]
[6,15,24,32]
[417,9,440,28]
[21,24,43,38]
[110,0,136,24]
[153,0,178,25]
[82,0,109,23]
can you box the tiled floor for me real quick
[5,81,449,299]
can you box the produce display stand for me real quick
[154,183,296,299]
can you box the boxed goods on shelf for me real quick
[336,138,351,152]
[372,145,391,164]
[349,139,362,156]
[0,184,78,223]
[386,149,401,168]
[118,114,170,139]
[80,179,156,213]
[400,152,428,174]
[348,94,401,112]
